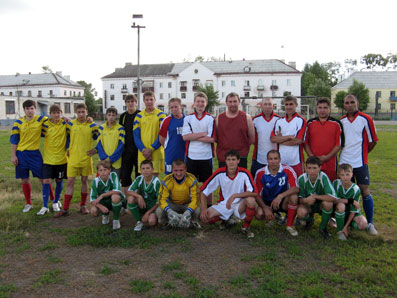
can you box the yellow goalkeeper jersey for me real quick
[42,119,68,165]
[10,115,47,151]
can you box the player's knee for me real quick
[148,214,157,226]
[246,197,256,207]
[321,201,333,211]
[255,207,264,220]
[90,206,99,217]
[288,194,298,205]
[297,207,306,219]
[127,196,134,204]
[111,194,121,203]
[336,202,345,213]
[42,178,51,184]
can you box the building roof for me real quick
[102,59,300,79]
[0,72,83,88]
[332,71,397,90]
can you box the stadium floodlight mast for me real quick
[131,14,145,110]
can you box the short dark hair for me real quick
[125,94,137,102]
[225,149,240,160]
[169,98,182,105]
[283,95,297,105]
[172,159,186,168]
[106,107,118,115]
[306,156,321,166]
[140,160,153,168]
[194,92,208,102]
[344,94,358,102]
[143,91,155,100]
[97,159,111,170]
[226,92,240,102]
[49,104,62,113]
[75,103,87,111]
[338,163,353,172]
[267,150,280,159]
[23,100,36,109]
[317,97,331,106]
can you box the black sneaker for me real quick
[319,228,332,239]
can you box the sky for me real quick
[1,0,396,97]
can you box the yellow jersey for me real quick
[96,123,125,169]
[67,119,98,168]
[42,119,68,165]
[159,173,199,212]
[10,115,47,151]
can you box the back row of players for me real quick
[10,91,378,239]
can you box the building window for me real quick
[391,91,396,97]
[64,103,71,113]
[38,90,42,97]
[122,95,127,100]
[110,95,115,101]
[193,80,200,87]
[110,84,114,89]
[17,91,23,96]
[258,92,264,97]
[244,92,250,98]
[222,81,226,86]
[376,91,381,98]
[231,80,236,87]
[160,93,164,100]
[272,80,277,85]
[168,93,171,99]
[221,92,225,98]
[1,92,4,95]
[168,82,172,88]
[54,102,61,107]
[160,82,163,88]
[391,103,396,110]
[205,80,213,87]
[272,91,277,97]
[286,79,291,86]
[73,91,76,97]
[74,103,79,112]
[49,90,53,96]
[28,90,32,97]
[122,84,127,89]
[158,105,164,112]
[244,80,250,86]
[181,93,186,99]
[258,79,263,85]
[70,91,72,96]
[123,106,127,111]
[64,90,67,96]
[78,92,81,96]
[180,81,187,86]
[9,92,13,96]
[377,103,381,110]
[6,101,15,114]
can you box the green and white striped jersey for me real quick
[298,171,336,199]
[90,172,124,201]
[128,175,161,206]
[333,179,361,213]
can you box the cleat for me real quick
[37,207,49,216]
[265,220,275,227]
[219,221,227,230]
[304,217,314,231]
[22,204,33,213]
[79,206,89,215]
[102,214,110,225]
[286,226,298,237]
[367,223,378,236]
[319,228,332,239]
[241,227,255,238]
[120,207,126,216]
[328,218,337,228]
[227,215,240,226]
[134,221,144,232]
[278,215,287,225]
[162,223,172,230]
[294,218,302,227]
[52,202,61,212]
[53,209,69,218]
[337,231,347,241]
[191,221,201,230]
[113,220,121,230]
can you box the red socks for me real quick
[243,207,256,228]
[22,183,32,205]
[49,184,55,201]
[209,216,221,224]
[80,193,88,207]
[286,204,298,227]
[63,194,72,210]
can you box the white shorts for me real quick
[211,199,246,220]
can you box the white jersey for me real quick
[252,112,280,164]
[271,113,307,166]
[339,111,378,168]
[182,112,215,160]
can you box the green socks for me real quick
[128,203,141,222]
[320,209,333,230]
[112,201,122,220]
[335,211,345,232]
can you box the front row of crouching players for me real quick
[156,159,201,229]
[200,150,257,238]
[254,150,299,236]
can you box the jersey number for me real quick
[278,177,286,186]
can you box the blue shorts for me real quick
[15,150,43,179]
[353,164,370,186]
[251,160,266,179]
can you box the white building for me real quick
[0,72,85,124]
[101,59,301,115]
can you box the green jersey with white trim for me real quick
[298,171,336,199]
[128,175,161,206]
[90,172,125,201]
[333,179,361,213]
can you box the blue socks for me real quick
[54,180,63,204]
[363,194,374,224]
[42,183,50,208]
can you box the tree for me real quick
[77,80,97,116]
[334,90,348,110]
[347,79,370,111]
[195,84,220,113]
[42,65,53,73]
[301,61,336,96]
[307,78,331,98]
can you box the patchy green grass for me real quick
[129,279,154,294]
[0,283,17,298]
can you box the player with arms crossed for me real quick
[89,160,124,230]
[254,150,299,236]
[126,160,161,231]
[296,156,337,238]
[200,150,257,238]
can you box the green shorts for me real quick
[98,197,126,212]
[309,201,322,214]
[139,200,157,215]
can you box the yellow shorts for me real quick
[138,148,164,174]
[67,164,93,177]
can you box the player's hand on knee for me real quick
[166,209,180,227]
[264,207,274,221]
[138,196,146,209]
[306,194,316,205]
[179,210,191,228]
[226,196,236,209]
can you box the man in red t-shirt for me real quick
[216,92,255,169]
[304,97,344,182]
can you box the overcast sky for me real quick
[1,0,396,96]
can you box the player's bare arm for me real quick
[142,203,158,222]
[270,133,294,144]
[368,141,377,153]
[303,143,314,157]
[226,191,256,209]
[318,145,341,163]
[200,192,209,223]
[281,137,304,146]
[11,144,18,166]
[312,194,336,202]
[246,114,255,144]
[195,135,215,143]
[342,212,356,237]
[271,186,299,210]
[182,131,207,141]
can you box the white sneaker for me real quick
[22,204,32,213]
[191,221,201,230]
[367,223,378,236]
[241,227,255,238]
[113,219,121,230]
[134,221,144,232]
[337,231,347,240]
[286,226,298,237]
[37,207,49,216]
[52,202,61,212]
[102,214,110,225]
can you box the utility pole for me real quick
[131,14,145,110]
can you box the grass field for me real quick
[0,125,396,298]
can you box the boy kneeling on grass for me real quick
[333,163,368,240]
[126,160,161,231]
[90,160,124,230]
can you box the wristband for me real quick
[348,198,354,205]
